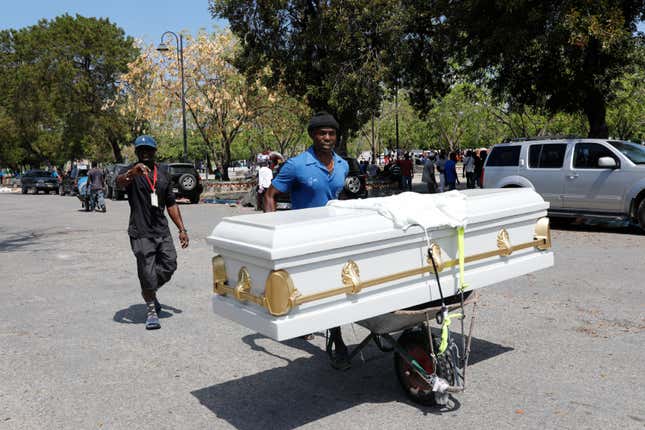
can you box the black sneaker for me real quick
[145,312,161,330]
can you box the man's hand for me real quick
[179,231,189,248]
[130,163,150,177]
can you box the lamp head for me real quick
[156,42,170,52]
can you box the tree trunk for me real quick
[222,139,232,181]
[336,126,348,156]
[584,90,609,138]
[109,137,123,163]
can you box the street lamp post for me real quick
[157,31,188,161]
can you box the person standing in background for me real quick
[475,149,487,188]
[256,158,273,211]
[444,152,459,191]
[463,150,475,189]
[436,150,447,192]
[398,153,413,191]
[422,153,437,193]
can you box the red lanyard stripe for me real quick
[144,165,157,192]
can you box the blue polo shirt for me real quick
[272,147,349,209]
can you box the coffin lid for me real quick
[207,188,548,260]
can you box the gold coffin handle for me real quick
[264,270,300,316]
[212,255,228,294]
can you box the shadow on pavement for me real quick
[112,303,183,324]
[550,218,643,235]
[0,229,42,251]
[191,333,510,429]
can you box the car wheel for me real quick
[638,199,645,231]
[178,173,197,192]
[21,187,27,194]
[106,185,112,199]
[190,194,200,204]
[344,176,362,195]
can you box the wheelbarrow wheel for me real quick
[394,330,455,406]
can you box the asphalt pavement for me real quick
[1,192,644,430]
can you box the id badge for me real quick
[150,192,158,207]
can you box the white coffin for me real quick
[207,189,553,341]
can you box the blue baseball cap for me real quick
[134,135,157,149]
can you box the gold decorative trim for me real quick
[234,267,252,301]
[212,262,266,308]
[212,255,228,294]
[342,260,362,294]
[497,228,512,256]
[213,219,552,316]
[534,217,551,250]
[427,242,444,273]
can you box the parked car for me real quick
[483,137,645,229]
[59,164,88,196]
[271,156,368,210]
[20,170,59,194]
[159,163,203,204]
[105,163,129,200]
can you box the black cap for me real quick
[307,111,339,135]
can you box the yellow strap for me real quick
[439,312,463,354]
[457,227,469,292]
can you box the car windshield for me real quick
[608,141,645,164]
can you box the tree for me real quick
[418,0,645,138]
[209,0,403,154]
[0,15,138,166]
[120,31,280,177]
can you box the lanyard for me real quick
[144,165,157,192]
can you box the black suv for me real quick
[159,163,203,204]
[20,170,59,194]
[340,156,368,199]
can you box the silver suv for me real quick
[483,138,645,229]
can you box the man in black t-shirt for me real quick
[116,135,189,330]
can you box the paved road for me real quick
[1,193,644,430]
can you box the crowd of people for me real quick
[420,149,488,193]
[356,148,489,193]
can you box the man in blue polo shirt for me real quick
[264,111,351,369]
[264,112,349,210]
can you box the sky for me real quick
[2,1,644,43]
[1,0,227,45]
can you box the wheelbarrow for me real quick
[334,290,479,406]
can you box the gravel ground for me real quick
[1,192,644,430]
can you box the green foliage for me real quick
[0,14,138,167]
[210,0,403,153]
[413,0,645,138]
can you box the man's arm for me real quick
[167,204,189,248]
[116,163,149,189]
[263,185,280,212]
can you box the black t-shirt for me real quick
[119,163,176,238]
